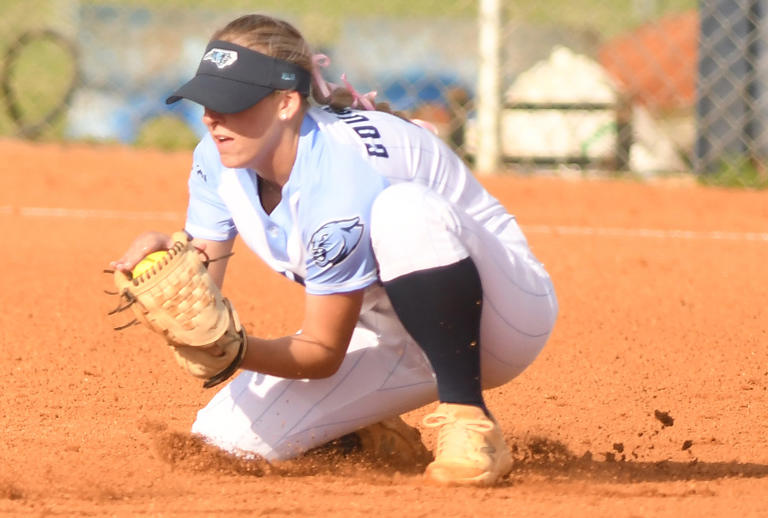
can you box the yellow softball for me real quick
[131,250,169,279]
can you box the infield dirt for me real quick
[0,139,766,517]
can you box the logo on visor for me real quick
[202,48,238,69]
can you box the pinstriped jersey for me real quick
[185,106,526,295]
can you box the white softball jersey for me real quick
[186,106,558,460]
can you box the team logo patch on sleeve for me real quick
[308,217,364,268]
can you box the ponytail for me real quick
[309,53,438,134]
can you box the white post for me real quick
[476,0,502,175]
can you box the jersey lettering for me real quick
[337,113,370,124]
[328,107,390,159]
[194,163,207,182]
[354,126,381,139]
[364,143,389,158]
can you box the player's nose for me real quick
[203,107,224,126]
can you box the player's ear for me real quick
[278,90,304,121]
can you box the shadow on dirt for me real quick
[507,435,768,484]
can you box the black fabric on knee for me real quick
[383,257,486,410]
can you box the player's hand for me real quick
[110,231,174,273]
[109,231,247,389]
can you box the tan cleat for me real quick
[422,403,513,486]
[355,415,432,469]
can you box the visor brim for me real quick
[165,74,274,114]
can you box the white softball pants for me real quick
[191,183,558,460]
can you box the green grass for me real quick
[697,158,768,190]
[0,0,71,138]
[512,0,697,37]
[81,0,477,18]
[88,0,697,28]
[1,35,77,138]
[134,115,200,152]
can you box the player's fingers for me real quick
[111,231,171,271]
[109,260,131,273]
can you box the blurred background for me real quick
[0,0,765,186]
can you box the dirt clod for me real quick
[654,410,675,427]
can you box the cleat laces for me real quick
[423,411,495,461]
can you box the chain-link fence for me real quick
[2,0,764,182]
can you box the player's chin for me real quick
[213,141,243,167]
[218,153,248,170]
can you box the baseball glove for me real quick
[110,231,247,388]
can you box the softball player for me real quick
[112,14,558,486]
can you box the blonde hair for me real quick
[212,14,409,115]
[211,14,356,110]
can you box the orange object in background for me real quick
[599,10,699,111]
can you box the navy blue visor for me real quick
[166,40,311,113]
